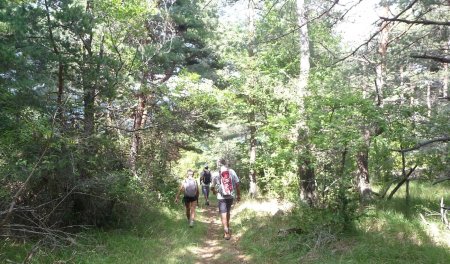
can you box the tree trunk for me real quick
[444,62,448,98]
[297,142,316,206]
[247,0,257,181]
[80,0,97,179]
[375,4,390,107]
[355,3,390,201]
[129,92,147,177]
[356,128,372,202]
[427,81,432,117]
[44,0,65,125]
[297,0,310,95]
[57,62,64,123]
[295,0,316,206]
[249,113,256,167]
[444,38,449,97]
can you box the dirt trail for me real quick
[189,201,251,264]
[187,198,293,264]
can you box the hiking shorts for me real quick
[183,196,198,206]
[218,198,233,214]
[202,185,210,197]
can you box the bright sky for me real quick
[218,0,382,49]
[334,0,381,47]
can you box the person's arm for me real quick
[196,181,200,198]
[199,172,204,185]
[175,183,184,203]
[211,177,217,195]
[232,170,241,201]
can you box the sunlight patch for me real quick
[234,199,294,216]
[421,220,450,248]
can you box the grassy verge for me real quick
[1,204,209,264]
[235,181,450,264]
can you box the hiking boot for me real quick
[205,201,209,206]
[189,220,194,227]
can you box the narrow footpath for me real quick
[188,200,251,264]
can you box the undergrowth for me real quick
[1,204,208,264]
[235,181,450,263]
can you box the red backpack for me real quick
[219,169,234,196]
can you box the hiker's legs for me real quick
[205,185,209,201]
[226,199,233,231]
[218,199,233,238]
[184,203,190,221]
[189,200,197,221]
[220,212,228,230]
[218,200,228,232]
[202,186,208,201]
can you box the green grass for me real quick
[235,181,450,264]
[2,182,449,263]
[1,205,209,264]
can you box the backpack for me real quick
[218,169,234,197]
[202,170,211,184]
[184,178,197,198]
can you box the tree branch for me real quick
[411,54,450,63]
[380,17,450,26]
[433,176,450,185]
[395,137,450,152]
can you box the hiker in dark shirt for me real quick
[199,165,212,206]
[175,169,199,227]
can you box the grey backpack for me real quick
[184,178,197,198]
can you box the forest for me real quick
[0,0,449,263]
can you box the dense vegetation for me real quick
[1,0,449,263]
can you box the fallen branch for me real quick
[379,178,398,198]
[277,227,303,237]
[387,165,417,200]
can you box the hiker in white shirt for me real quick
[211,158,241,240]
[175,169,199,227]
